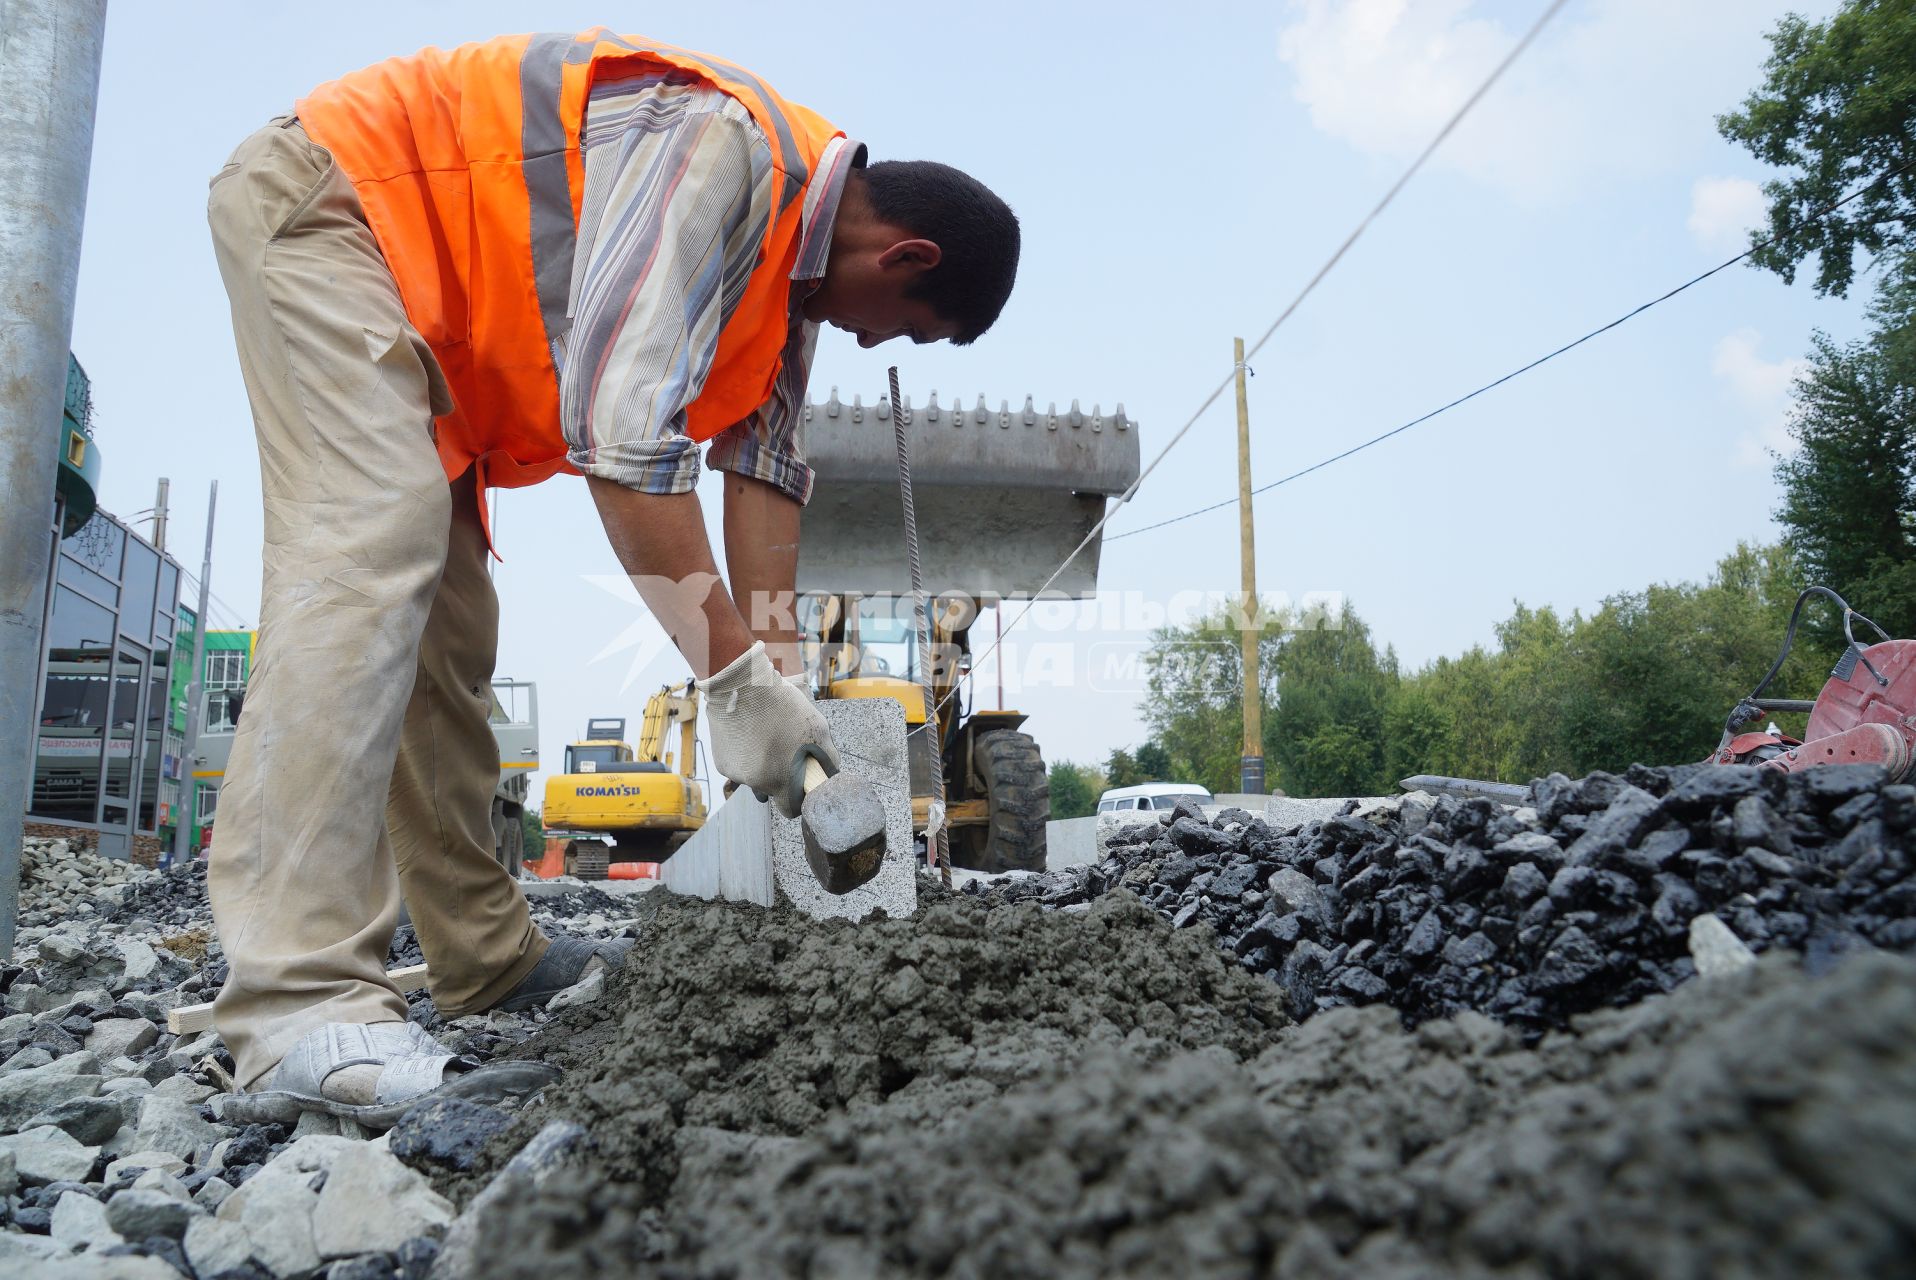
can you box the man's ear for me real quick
[877,238,941,273]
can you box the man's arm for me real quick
[708,303,821,680]
[586,480,754,679]
[722,472,802,676]
[562,88,774,673]
[561,86,835,809]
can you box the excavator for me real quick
[539,681,706,880]
[794,388,1141,873]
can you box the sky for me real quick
[67,0,1864,801]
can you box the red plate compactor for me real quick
[1710,586,1916,780]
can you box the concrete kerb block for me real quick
[1094,810,1162,858]
[1262,795,1390,833]
[1045,816,1102,869]
[658,792,776,905]
[662,698,917,922]
[1208,793,1273,813]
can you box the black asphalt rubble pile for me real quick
[973,762,1916,1038]
[1,848,647,1280]
[6,762,1916,1278]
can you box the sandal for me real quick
[217,1021,560,1129]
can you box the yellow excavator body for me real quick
[541,751,701,830]
[540,687,706,879]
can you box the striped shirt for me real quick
[558,70,864,505]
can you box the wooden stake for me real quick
[166,962,431,1036]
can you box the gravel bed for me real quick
[1,837,653,1278]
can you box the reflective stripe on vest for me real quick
[520,33,578,370]
[516,30,816,368]
[572,31,810,212]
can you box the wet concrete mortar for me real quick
[2,761,1913,1278]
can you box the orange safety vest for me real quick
[297,30,843,519]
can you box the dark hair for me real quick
[862,160,1020,344]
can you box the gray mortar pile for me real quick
[974,762,1916,1038]
[460,890,1916,1279]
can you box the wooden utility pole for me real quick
[1234,337,1264,795]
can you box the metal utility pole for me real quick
[171,483,216,867]
[152,476,170,551]
[1234,337,1264,796]
[0,0,110,955]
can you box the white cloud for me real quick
[1713,329,1806,467]
[1688,176,1767,253]
[1274,0,1773,203]
[1277,0,1506,155]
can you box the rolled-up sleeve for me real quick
[560,88,774,493]
[705,319,818,505]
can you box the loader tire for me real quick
[498,807,525,878]
[953,730,1049,873]
[490,800,514,876]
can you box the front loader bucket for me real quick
[796,389,1141,599]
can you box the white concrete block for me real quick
[662,698,916,922]
[1262,795,1390,832]
[1095,810,1163,858]
[1044,816,1102,869]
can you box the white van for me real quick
[1095,782,1213,814]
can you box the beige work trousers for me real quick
[206,117,548,1088]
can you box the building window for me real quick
[205,690,245,732]
[196,781,219,827]
[32,585,117,823]
[205,651,245,688]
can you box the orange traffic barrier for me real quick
[608,862,660,880]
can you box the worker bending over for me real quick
[205,29,1019,1124]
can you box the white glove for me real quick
[700,642,838,818]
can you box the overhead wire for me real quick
[178,571,251,633]
[178,578,237,628]
[1107,155,1916,543]
[904,0,1572,734]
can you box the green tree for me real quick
[1381,676,1454,784]
[1718,0,1916,298]
[1139,597,1287,794]
[1137,554,1826,796]
[1104,748,1144,789]
[1772,310,1916,634]
[1389,638,1542,784]
[1723,3,1916,635]
[1047,761,1104,819]
[520,806,543,849]
[1378,545,1824,783]
[1267,604,1396,796]
[1553,543,1828,772]
[1134,741,1172,781]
